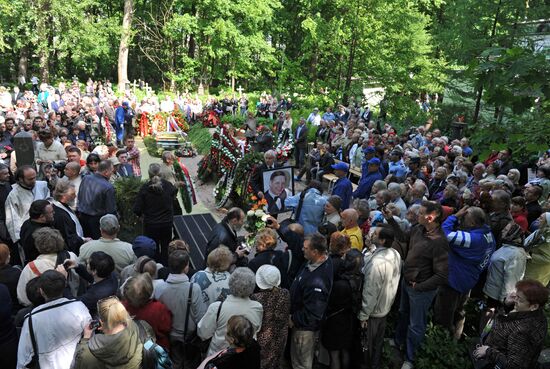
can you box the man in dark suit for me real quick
[206,207,248,266]
[115,150,135,177]
[250,150,280,199]
[294,118,308,181]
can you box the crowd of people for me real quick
[0,77,548,369]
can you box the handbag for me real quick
[183,283,224,360]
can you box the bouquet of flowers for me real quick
[244,209,269,234]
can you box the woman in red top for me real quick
[511,196,529,233]
[122,273,172,350]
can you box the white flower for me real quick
[261,214,269,222]
[247,210,255,217]
[255,209,264,217]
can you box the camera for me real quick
[89,320,101,330]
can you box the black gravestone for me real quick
[13,131,35,167]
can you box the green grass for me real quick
[187,124,213,155]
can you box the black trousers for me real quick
[144,222,173,265]
[79,213,103,240]
[434,284,470,335]
[363,316,387,369]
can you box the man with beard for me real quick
[434,206,495,339]
[5,166,50,263]
[19,200,55,263]
[51,179,89,255]
[206,207,248,266]
[0,163,12,245]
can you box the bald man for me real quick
[341,208,364,251]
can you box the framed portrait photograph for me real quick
[262,166,295,214]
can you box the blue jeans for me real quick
[395,280,438,362]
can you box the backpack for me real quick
[135,320,173,369]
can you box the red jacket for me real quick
[512,210,529,233]
[123,299,172,350]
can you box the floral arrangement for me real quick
[249,196,268,211]
[173,158,196,214]
[139,110,189,136]
[275,129,295,162]
[198,126,242,182]
[244,209,269,234]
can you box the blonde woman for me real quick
[72,296,154,369]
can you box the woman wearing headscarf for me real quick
[251,265,290,369]
[523,212,550,286]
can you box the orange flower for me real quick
[251,196,258,201]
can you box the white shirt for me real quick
[5,182,50,242]
[17,298,91,369]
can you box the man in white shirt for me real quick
[5,166,50,246]
[17,270,91,369]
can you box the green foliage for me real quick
[114,177,143,242]
[186,124,212,155]
[415,323,472,369]
[143,136,163,157]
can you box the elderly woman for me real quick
[251,265,290,369]
[16,228,78,306]
[73,296,154,369]
[474,279,548,369]
[197,267,263,356]
[198,315,261,369]
[191,246,233,306]
[122,273,172,350]
[524,212,550,286]
[324,195,342,227]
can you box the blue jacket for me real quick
[353,171,383,199]
[442,215,496,293]
[115,106,126,126]
[388,160,407,180]
[290,256,333,331]
[332,177,353,210]
[285,188,327,235]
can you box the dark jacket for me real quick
[204,340,261,369]
[294,124,308,149]
[256,132,273,153]
[317,152,335,173]
[402,225,449,292]
[116,163,134,177]
[484,309,547,369]
[248,249,289,288]
[20,221,51,263]
[133,179,177,224]
[0,181,12,242]
[0,265,21,312]
[277,226,305,283]
[77,173,117,216]
[290,256,333,331]
[53,203,85,254]
[206,221,247,267]
[71,265,119,317]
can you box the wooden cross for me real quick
[237,85,244,96]
[131,80,139,94]
[145,83,152,96]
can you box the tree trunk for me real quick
[118,0,134,92]
[18,46,28,81]
[36,0,51,83]
[343,32,357,104]
[472,85,483,124]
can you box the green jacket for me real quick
[525,230,550,286]
[72,320,153,369]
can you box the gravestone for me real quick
[13,131,35,167]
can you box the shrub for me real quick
[415,323,473,369]
[114,177,143,242]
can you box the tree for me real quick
[118,0,134,91]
